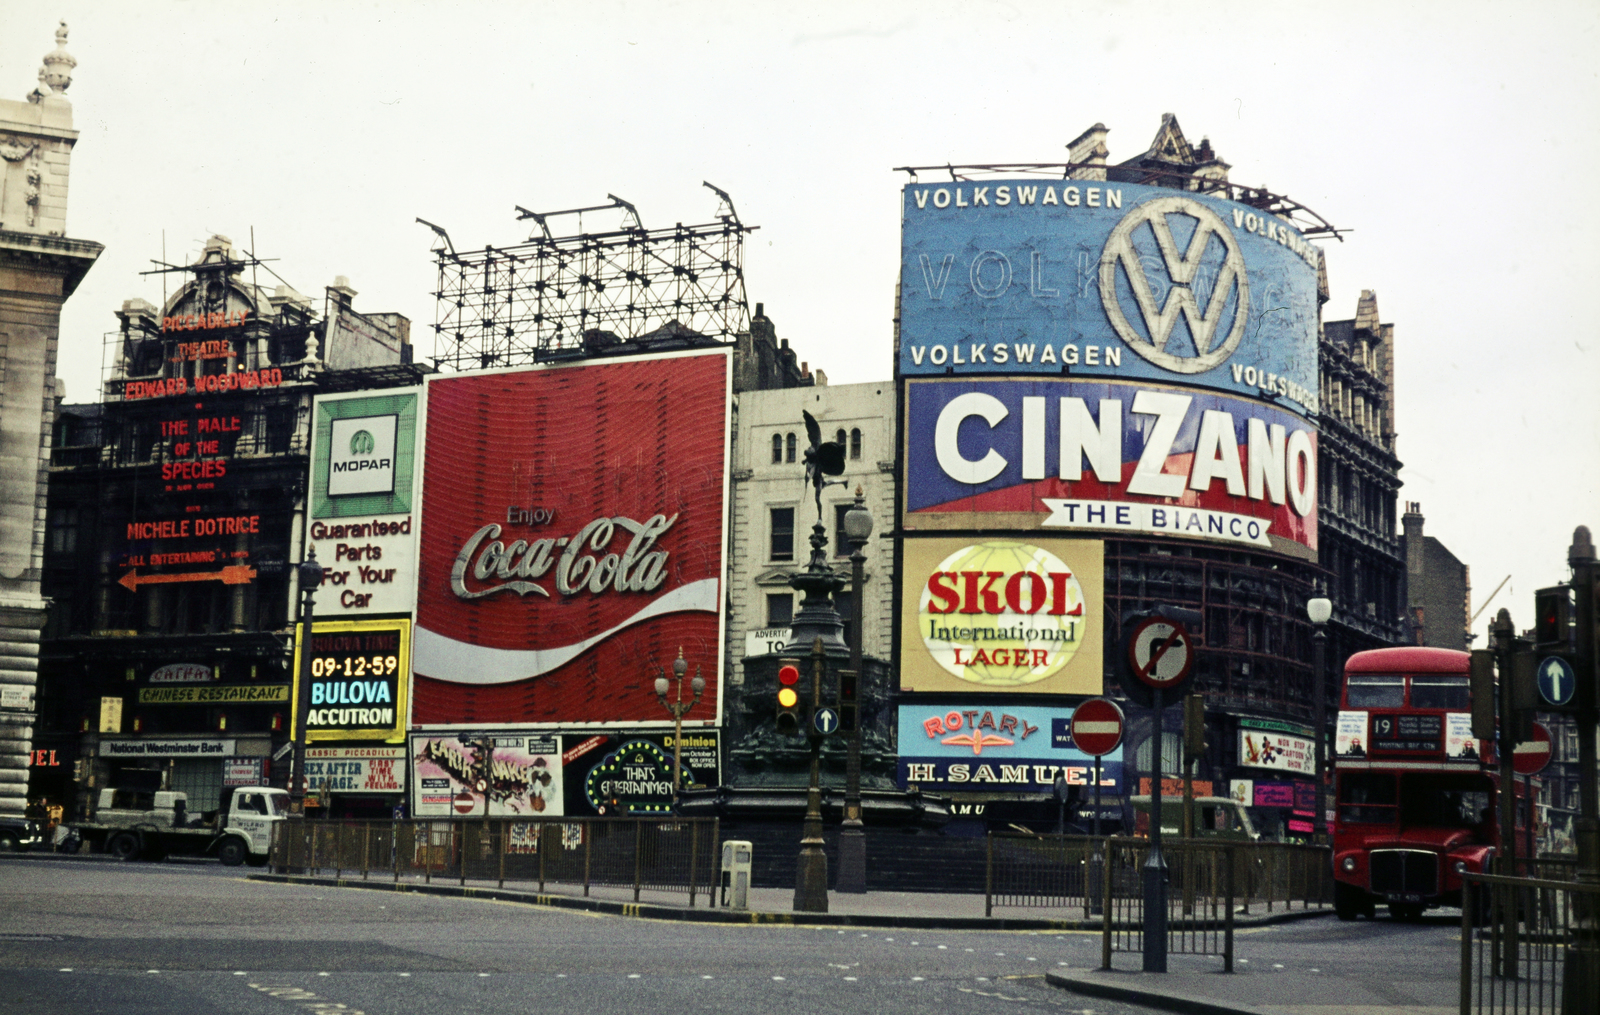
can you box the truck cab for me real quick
[216,786,289,864]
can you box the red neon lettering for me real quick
[925,572,960,614]
[1004,571,1047,614]
[959,571,1006,614]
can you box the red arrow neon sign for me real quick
[119,565,257,591]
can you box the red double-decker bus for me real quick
[1331,646,1532,920]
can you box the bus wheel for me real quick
[107,832,141,861]
[1335,882,1366,921]
[1389,902,1425,921]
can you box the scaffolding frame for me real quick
[426,185,756,371]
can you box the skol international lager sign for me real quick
[899,537,1103,695]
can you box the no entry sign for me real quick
[1512,722,1552,776]
[453,791,477,815]
[1069,698,1125,756]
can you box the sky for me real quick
[4,0,1597,635]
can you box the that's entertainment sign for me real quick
[411,350,730,726]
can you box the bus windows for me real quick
[1409,676,1470,710]
[1338,772,1397,825]
[1346,675,1405,708]
[1398,772,1494,834]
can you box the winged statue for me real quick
[801,410,847,522]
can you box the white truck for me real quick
[72,784,287,866]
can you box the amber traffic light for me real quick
[776,659,802,736]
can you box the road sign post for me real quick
[1121,613,1196,975]
[1069,697,1126,840]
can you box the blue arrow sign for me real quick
[813,707,841,735]
[1537,656,1577,707]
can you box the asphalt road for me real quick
[0,856,1159,1015]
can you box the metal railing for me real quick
[985,833,1331,920]
[1100,839,1239,970]
[1460,871,1600,1015]
[270,817,720,906]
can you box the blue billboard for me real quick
[898,179,1321,417]
[896,702,1123,794]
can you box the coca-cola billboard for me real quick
[411,351,730,726]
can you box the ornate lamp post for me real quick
[654,647,705,808]
[1307,596,1332,843]
[836,486,873,894]
[289,549,324,816]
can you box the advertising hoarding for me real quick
[898,179,1321,417]
[897,703,1122,792]
[411,350,730,726]
[899,537,1103,695]
[561,730,721,816]
[291,619,411,742]
[902,377,1316,556]
[307,388,422,615]
[409,733,563,817]
[304,746,405,794]
[1237,728,1313,776]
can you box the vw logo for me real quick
[349,429,376,456]
[1098,195,1249,375]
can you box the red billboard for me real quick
[411,350,730,726]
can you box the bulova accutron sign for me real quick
[898,179,1321,416]
[411,351,730,727]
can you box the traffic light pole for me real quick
[1567,527,1599,1011]
[1144,686,1168,973]
[794,636,829,913]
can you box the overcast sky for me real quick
[5,0,1597,635]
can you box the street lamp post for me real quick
[289,549,324,817]
[836,486,872,894]
[654,647,705,808]
[1307,596,1332,843]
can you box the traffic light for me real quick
[1534,585,1572,652]
[1183,693,1207,760]
[776,658,802,736]
[837,669,858,733]
[1469,649,1496,742]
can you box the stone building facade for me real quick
[1316,291,1408,668]
[0,23,101,818]
[1400,501,1472,649]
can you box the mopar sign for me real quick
[898,179,1321,415]
[327,414,398,496]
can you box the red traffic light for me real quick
[778,664,800,686]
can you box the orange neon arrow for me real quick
[119,564,257,591]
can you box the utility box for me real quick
[720,839,752,909]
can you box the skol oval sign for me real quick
[902,538,1104,696]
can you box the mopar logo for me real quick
[326,413,399,497]
[349,429,376,455]
[331,458,391,473]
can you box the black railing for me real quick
[1460,870,1600,1014]
[270,817,720,906]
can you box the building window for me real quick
[765,593,793,627]
[835,588,854,648]
[850,427,862,460]
[48,506,79,555]
[834,503,853,557]
[771,433,783,464]
[835,428,846,449]
[785,433,796,464]
[770,507,795,561]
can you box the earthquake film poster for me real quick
[408,733,562,818]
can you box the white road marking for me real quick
[772,976,785,981]
[844,976,858,981]
[58,969,72,973]
[911,976,925,981]
[628,974,640,979]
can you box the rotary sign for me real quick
[899,537,1103,695]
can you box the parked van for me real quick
[1131,795,1259,841]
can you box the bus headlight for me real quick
[1341,857,1357,873]
[1453,860,1467,873]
